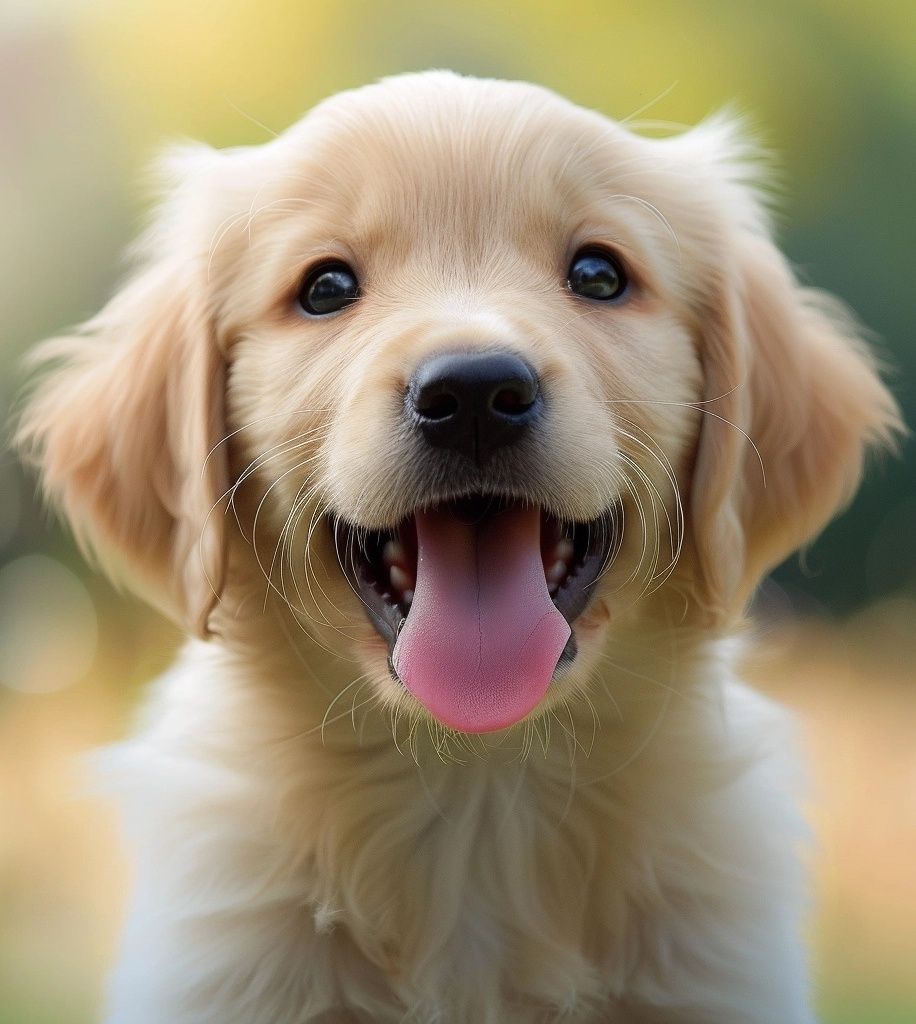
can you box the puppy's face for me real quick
[225,78,704,732]
[20,74,899,735]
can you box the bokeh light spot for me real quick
[0,554,98,694]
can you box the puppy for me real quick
[19,71,900,1023]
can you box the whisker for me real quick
[601,396,766,487]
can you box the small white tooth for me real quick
[546,559,568,586]
[554,538,574,562]
[383,540,407,568]
[402,589,414,606]
[390,565,413,594]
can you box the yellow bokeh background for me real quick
[1,2,914,1022]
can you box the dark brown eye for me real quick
[298,262,360,315]
[567,249,627,301]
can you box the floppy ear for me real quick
[684,149,902,620]
[17,151,229,637]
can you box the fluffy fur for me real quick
[18,72,901,1023]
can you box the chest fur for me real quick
[289,751,648,1018]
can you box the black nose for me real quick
[408,350,542,464]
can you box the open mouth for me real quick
[332,495,621,733]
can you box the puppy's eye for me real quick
[298,262,360,316]
[567,249,627,301]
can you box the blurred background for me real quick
[1,1,914,1021]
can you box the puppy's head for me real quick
[19,72,901,734]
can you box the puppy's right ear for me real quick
[17,147,230,636]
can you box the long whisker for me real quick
[601,396,766,487]
[616,440,680,583]
[619,82,680,128]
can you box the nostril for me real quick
[408,349,542,463]
[491,385,535,417]
[416,389,459,422]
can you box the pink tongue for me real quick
[392,506,570,733]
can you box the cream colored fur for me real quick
[18,72,901,1023]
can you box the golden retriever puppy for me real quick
[19,71,900,1023]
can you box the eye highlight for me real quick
[298,261,360,316]
[567,249,628,302]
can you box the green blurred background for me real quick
[1,2,914,1022]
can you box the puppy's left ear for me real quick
[17,147,230,636]
[681,127,903,620]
